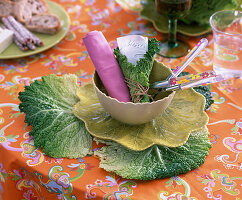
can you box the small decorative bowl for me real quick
[93,61,176,125]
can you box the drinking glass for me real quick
[210,10,242,77]
[155,0,192,58]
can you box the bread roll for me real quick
[14,0,49,23]
[25,13,61,35]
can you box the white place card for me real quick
[117,35,148,65]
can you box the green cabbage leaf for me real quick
[94,127,212,180]
[182,0,239,25]
[114,38,159,103]
[18,74,93,158]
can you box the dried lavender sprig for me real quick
[7,16,31,43]
[8,16,43,47]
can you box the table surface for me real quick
[0,0,241,199]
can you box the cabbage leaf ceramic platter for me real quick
[0,0,70,59]
[18,64,212,180]
[73,61,209,151]
[140,0,211,36]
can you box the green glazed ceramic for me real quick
[0,0,70,59]
[140,0,211,36]
[73,61,209,151]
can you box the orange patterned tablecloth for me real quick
[0,0,241,199]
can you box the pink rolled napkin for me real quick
[83,31,130,102]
